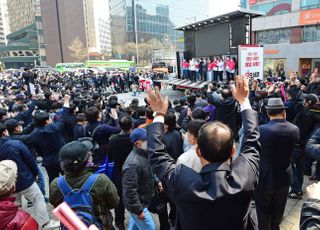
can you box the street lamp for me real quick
[134,0,139,65]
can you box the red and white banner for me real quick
[238,45,264,80]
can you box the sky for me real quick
[209,0,241,17]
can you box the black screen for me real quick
[195,23,230,57]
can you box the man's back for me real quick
[259,119,299,190]
[0,139,38,192]
[147,109,260,230]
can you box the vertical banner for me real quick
[238,45,264,80]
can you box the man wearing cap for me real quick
[0,160,38,229]
[122,128,158,230]
[49,139,119,230]
[255,97,299,230]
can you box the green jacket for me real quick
[49,169,119,230]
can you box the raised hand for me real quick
[146,86,169,115]
[230,75,249,104]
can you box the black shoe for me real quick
[309,175,320,181]
[288,191,302,200]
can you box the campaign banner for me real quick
[238,45,264,80]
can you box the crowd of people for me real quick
[0,65,320,230]
[181,56,237,83]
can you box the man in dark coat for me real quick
[209,88,239,141]
[145,76,261,230]
[255,97,299,230]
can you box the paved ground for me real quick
[280,176,313,230]
[23,88,314,229]
[116,87,185,107]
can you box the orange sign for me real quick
[264,49,279,54]
[300,9,320,25]
[249,0,257,4]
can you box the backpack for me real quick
[57,174,102,229]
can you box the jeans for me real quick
[129,208,155,230]
[291,147,304,193]
[14,182,50,226]
[36,163,46,197]
[304,155,320,177]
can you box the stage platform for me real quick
[155,78,210,91]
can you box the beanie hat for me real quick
[0,160,18,197]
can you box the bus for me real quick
[55,63,85,72]
[85,60,135,70]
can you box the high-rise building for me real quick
[110,0,210,57]
[0,0,10,45]
[241,0,320,76]
[0,0,111,68]
[40,0,111,66]
[0,0,46,68]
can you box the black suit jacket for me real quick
[258,119,299,190]
[147,109,261,230]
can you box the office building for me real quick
[0,0,111,68]
[242,0,320,76]
[0,0,46,69]
[40,0,111,66]
[110,0,211,58]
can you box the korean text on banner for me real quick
[238,45,264,80]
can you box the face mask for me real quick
[141,141,148,150]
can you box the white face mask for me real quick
[141,141,148,150]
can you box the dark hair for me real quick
[173,99,180,106]
[180,97,187,106]
[188,119,206,138]
[137,106,146,117]
[192,108,206,120]
[164,112,177,131]
[221,89,230,99]
[195,92,202,98]
[145,107,154,119]
[85,106,99,123]
[187,94,196,106]
[267,108,285,116]
[119,116,132,132]
[34,111,50,127]
[197,122,233,162]
[51,102,62,111]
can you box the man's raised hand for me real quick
[146,87,169,115]
[230,75,249,104]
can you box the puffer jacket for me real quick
[305,127,320,161]
[0,197,38,230]
[122,147,154,215]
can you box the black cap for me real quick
[0,109,7,118]
[59,140,93,163]
[5,119,24,134]
[0,122,6,133]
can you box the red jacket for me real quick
[0,197,38,230]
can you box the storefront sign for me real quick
[300,9,320,25]
[249,0,257,5]
[238,45,264,80]
[264,49,279,54]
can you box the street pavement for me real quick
[23,88,313,230]
[116,87,185,107]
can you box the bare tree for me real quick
[68,37,87,62]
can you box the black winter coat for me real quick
[122,147,154,215]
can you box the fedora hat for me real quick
[265,98,287,110]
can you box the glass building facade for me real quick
[110,0,210,52]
